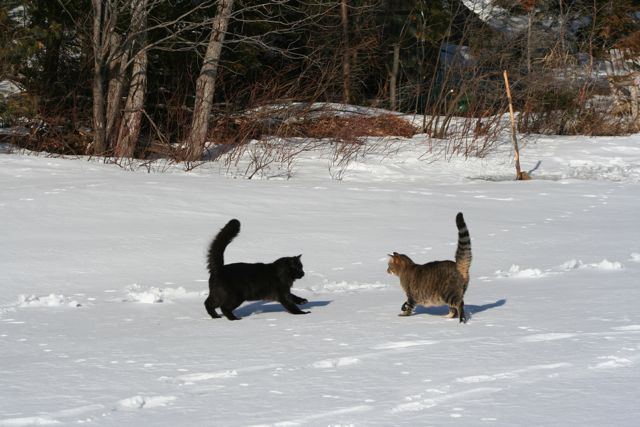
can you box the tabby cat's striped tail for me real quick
[454,212,472,287]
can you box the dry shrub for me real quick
[569,111,637,136]
[18,132,89,155]
[209,116,264,145]
[615,30,640,52]
[11,117,90,156]
[277,114,418,142]
[209,112,418,146]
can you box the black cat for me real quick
[204,219,309,320]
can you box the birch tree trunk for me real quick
[183,0,234,162]
[115,0,149,158]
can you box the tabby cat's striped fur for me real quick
[387,212,472,323]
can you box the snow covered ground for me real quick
[1,131,639,426]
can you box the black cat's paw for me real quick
[289,294,308,305]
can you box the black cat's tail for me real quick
[454,212,472,289]
[207,219,241,276]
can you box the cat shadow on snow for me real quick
[235,300,331,318]
[415,298,506,320]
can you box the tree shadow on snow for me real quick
[235,300,332,317]
[414,299,506,319]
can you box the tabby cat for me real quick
[387,212,472,323]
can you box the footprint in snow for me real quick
[312,356,360,369]
[116,395,177,410]
[14,294,83,308]
[589,356,634,370]
[455,363,572,385]
[560,259,624,271]
[611,324,640,331]
[519,333,576,343]
[0,404,106,425]
[495,265,547,279]
[176,370,238,383]
[496,258,625,280]
[391,387,502,414]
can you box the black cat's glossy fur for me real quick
[204,219,309,320]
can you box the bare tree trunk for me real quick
[390,43,400,111]
[184,0,234,162]
[558,0,566,55]
[107,32,130,148]
[115,0,149,158]
[526,9,533,74]
[91,0,108,155]
[341,0,350,104]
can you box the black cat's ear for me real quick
[296,254,302,259]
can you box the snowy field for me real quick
[1,131,640,426]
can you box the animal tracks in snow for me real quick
[589,355,635,370]
[116,395,177,410]
[307,278,388,294]
[13,293,85,309]
[372,340,439,350]
[494,257,626,280]
[391,387,503,414]
[248,404,374,427]
[312,356,361,369]
[559,259,623,271]
[1,283,205,316]
[517,325,640,375]
[168,363,285,385]
[0,396,178,425]
[122,283,205,304]
[519,333,577,343]
[388,322,640,416]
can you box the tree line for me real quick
[1,0,639,161]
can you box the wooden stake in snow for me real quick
[503,70,530,180]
